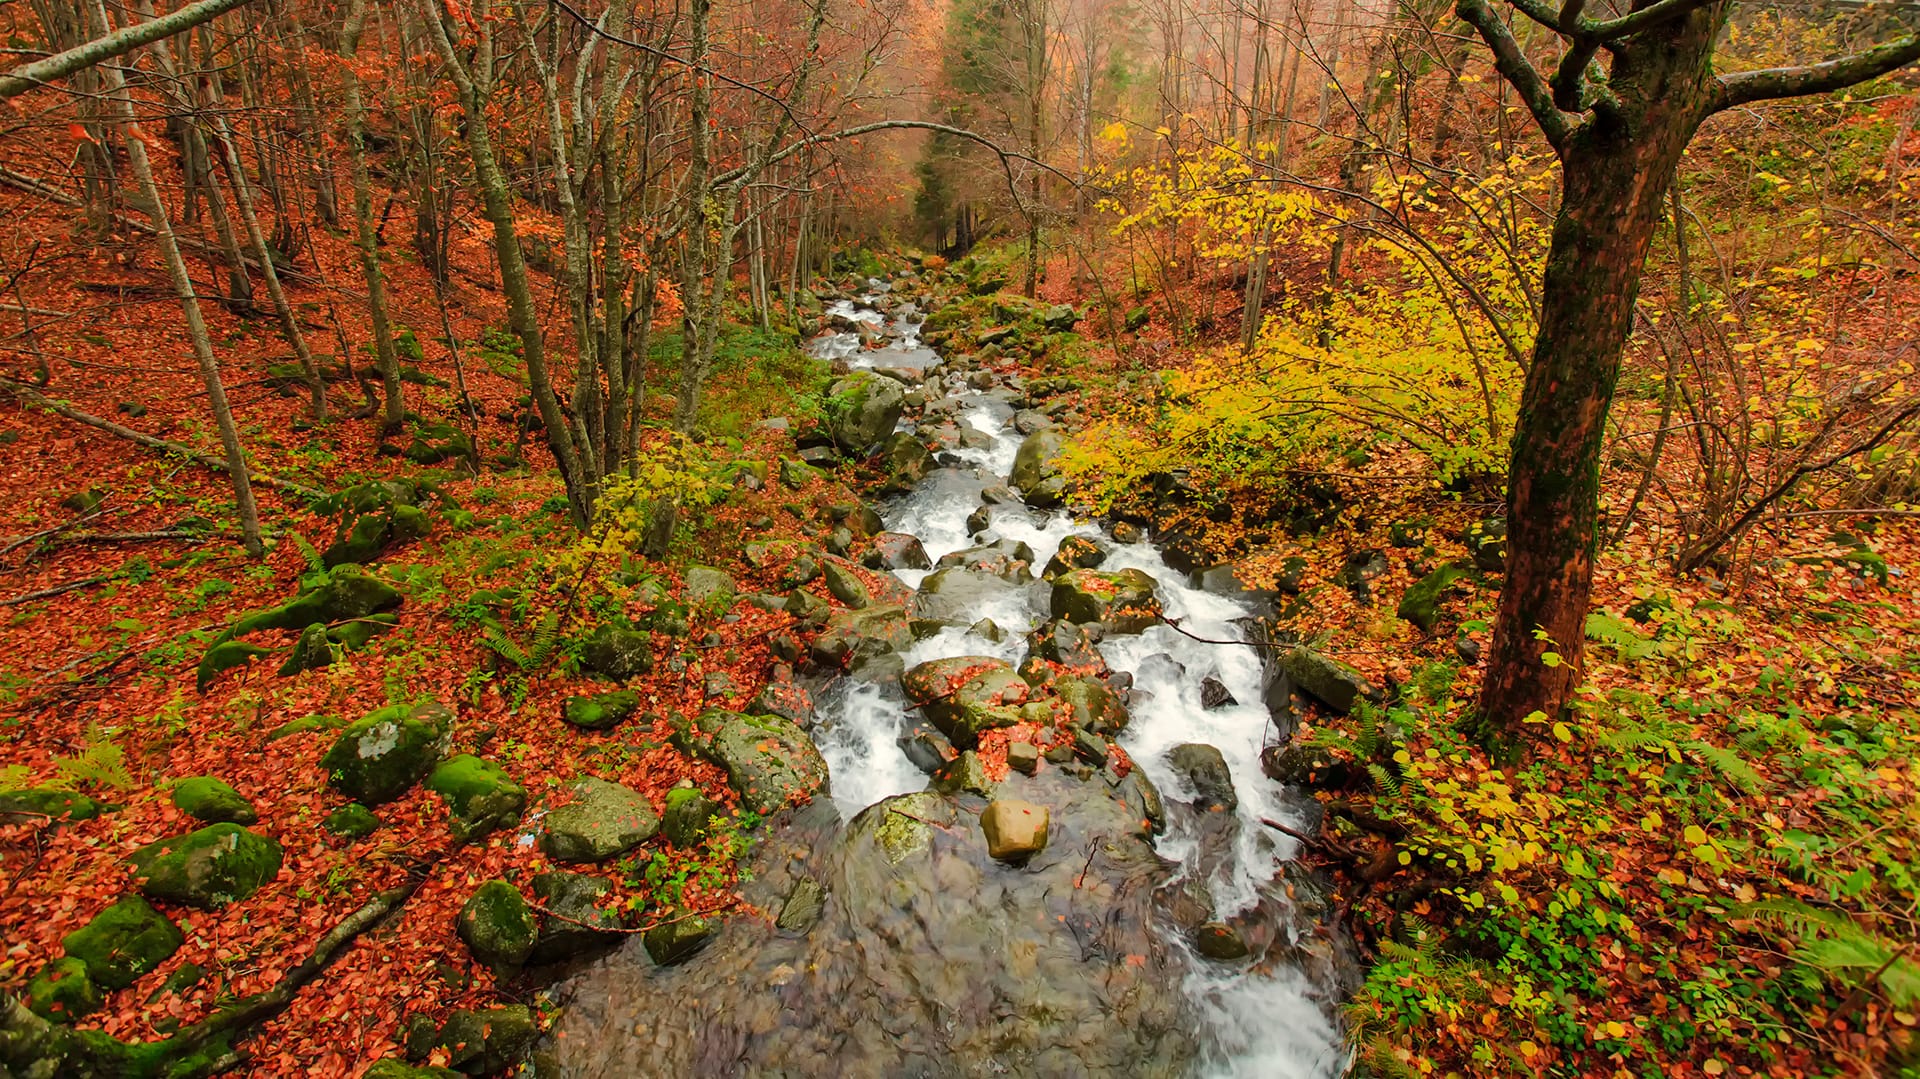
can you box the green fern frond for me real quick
[51,728,134,792]
[1689,742,1765,792]
[479,618,532,670]
[291,531,326,574]
[1366,762,1402,796]
[528,608,562,667]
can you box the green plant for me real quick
[51,726,135,792]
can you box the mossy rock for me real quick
[319,700,452,806]
[683,566,736,612]
[329,611,398,650]
[0,788,101,823]
[26,958,100,1023]
[267,713,340,741]
[579,625,654,681]
[660,787,722,848]
[527,871,623,964]
[321,480,435,568]
[229,564,402,639]
[562,690,640,731]
[170,777,256,825]
[1278,647,1379,715]
[824,371,905,454]
[194,640,274,693]
[277,623,335,677]
[323,803,380,838]
[778,458,824,488]
[430,1004,537,1074]
[680,711,829,815]
[456,880,538,969]
[643,913,716,967]
[1050,568,1165,634]
[365,1061,463,1079]
[541,777,659,863]
[1397,563,1469,632]
[61,896,182,991]
[127,824,282,909]
[425,755,526,842]
[403,421,477,469]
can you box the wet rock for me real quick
[684,566,737,612]
[851,652,906,685]
[1054,675,1129,735]
[907,565,1020,622]
[1110,520,1144,544]
[563,689,640,731]
[580,625,654,680]
[128,823,283,908]
[776,877,825,933]
[646,914,717,967]
[932,749,999,797]
[897,722,956,774]
[823,561,871,608]
[324,803,379,838]
[542,777,659,863]
[426,755,526,842]
[662,787,723,848]
[1465,517,1507,573]
[1025,619,1106,673]
[1137,653,1187,684]
[826,372,906,454]
[1194,922,1250,961]
[1042,533,1111,578]
[458,880,538,968]
[1051,568,1165,633]
[967,618,1005,643]
[979,484,1019,504]
[878,432,935,493]
[677,711,830,814]
[865,531,930,570]
[934,538,1037,581]
[1199,676,1237,710]
[749,672,814,728]
[1166,744,1236,813]
[432,1005,537,1074]
[1072,728,1111,766]
[964,505,990,535]
[528,871,623,963]
[320,700,452,805]
[1398,563,1469,632]
[1279,647,1380,715]
[904,657,1029,746]
[1012,409,1054,435]
[61,897,181,991]
[25,958,98,1023]
[170,776,255,825]
[980,799,1050,863]
[1006,741,1040,775]
[1008,429,1068,507]
[1261,742,1355,788]
[810,604,912,667]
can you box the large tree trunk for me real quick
[1475,101,1705,751]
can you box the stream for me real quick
[544,279,1350,1077]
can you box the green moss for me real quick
[170,777,256,825]
[323,803,379,839]
[127,823,283,909]
[61,896,182,990]
[425,755,526,842]
[320,701,450,805]
[456,880,537,968]
[26,958,100,1023]
[0,787,102,822]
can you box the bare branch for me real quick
[1583,0,1717,40]
[1715,34,1920,111]
[0,0,255,99]
[1456,0,1574,149]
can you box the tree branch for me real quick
[713,119,1078,190]
[1583,0,1717,41]
[1457,0,1574,149]
[0,0,255,99]
[1715,35,1920,111]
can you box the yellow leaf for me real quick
[1551,722,1572,743]
[1683,824,1708,846]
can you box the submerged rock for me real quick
[1165,744,1237,813]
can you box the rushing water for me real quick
[806,282,1346,1078]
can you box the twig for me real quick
[1,574,112,606]
[0,505,106,560]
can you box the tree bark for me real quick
[340,0,406,429]
[0,0,255,98]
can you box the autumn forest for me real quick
[0,0,1917,1075]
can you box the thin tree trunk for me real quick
[339,0,404,428]
[91,0,261,555]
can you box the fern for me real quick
[1737,898,1920,1007]
[479,618,532,669]
[1691,742,1765,792]
[51,727,135,792]
[527,608,562,667]
[291,531,326,574]
[0,763,31,789]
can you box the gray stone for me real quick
[541,777,660,863]
[1166,744,1236,813]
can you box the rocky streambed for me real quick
[541,275,1357,1077]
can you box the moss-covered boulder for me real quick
[903,657,1029,747]
[1279,647,1380,715]
[1397,563,1469,632]
[229,564,402,639]
[1009,429,1068,507]
[579,625,653,680]
[426,755,526,842]
[877,432,934,494]
[25,958,100,1023]
[277,623,335,677]
[808,604,913,668]
[527,871,623,963]
[319,700,451,806]
[127,823,282,908]
[456,880,538,969]
[320,480,434,568]
[1050,568,1164,633]
[194,641,275,692]
[825,371,905,454]
[643,913,716,967]
[683,566,736,612]
[540,777,659,863]
[660,787,722,848]
[169,777,255,826]
[779,457,824,488]
[1042,533,1112,579]
[0,788,102,823]
[1053,675,1129,735]
[430,1005,537,1074]
[561,689,640,731]
[60,896,181,990]
[323,803,379,838]
[676,712,829,815]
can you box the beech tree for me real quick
[1458,0,1920,752]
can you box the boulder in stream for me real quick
[826,372,906,454]
[864,531,931,570]
[903,657,1029,746]
[1009,429,1068,508]
[1050,568,1165,633]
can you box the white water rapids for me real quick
[806,283,1346,1078]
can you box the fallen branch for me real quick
[1,574,112,606]
[2,378,323,499]
[0,505,105,560]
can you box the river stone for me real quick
[679,712,830,815]
[1194,922,1250,961]
[878,432,935,493]
[324,803,379,838]
[865,532,931,570]
[662,787,722,848]
[907,565,1019,622]
[684,566,737,612]
[1025,619,1107,674]
[127,823,283,908]
[1009,429,1069,507]
[1200,676,1237,710]
[25,958,99,1023]
[931,749,998,798]
[170,776,255,825]
[748,673,815,728]
[61,896,181,991]
[823,562,870,608]
[542,777,659,862]
[1042,534,1111,579]
[433,1004,537,1074]
[528,871,623,964]
[1054,675,1129,735]
[426,755,526,842]
[904,657,1030,747]
[934,538,1036,582]
[964,505,990,535]
[776,877,825,933]
[1006,740,1040,775]
[457,880,538,969]
[320,700,452,805]
[0,788,101,823]
[827,372,906,453]
[897,722,956,774]
[563,689,641,731]
[1051,568,1165,633]
[980,799,1049,863]
[645,914,718,967]
[810,604,912,668]
[580,625,654,680]
[1279,647,1380,715]
[1166,744,1236,813]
